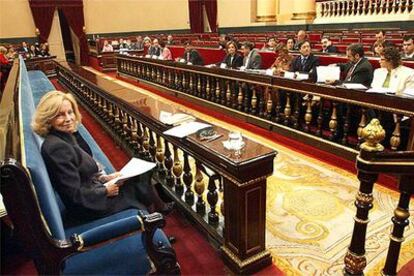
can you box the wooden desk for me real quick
[56,61,277,274]
[116,55,414,161]
[25,56,57,77]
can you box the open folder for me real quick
[104,158,156,185]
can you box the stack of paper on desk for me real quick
[342,83,368,90]
[105,158,156,185]
[316,66,340,83]
[163,121,212,138]
[159,111,195,126]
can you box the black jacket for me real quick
[183,49,204,65]
[41,130,147,220]
[338,57,373,87]
[290,54,320,82]
[221,53,243,68]
[322,45,337,53]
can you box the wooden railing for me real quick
[344,118,414,275]
[25,56,57,77]
[116,55,414,162]
[56,61,277,274]
[316,0,414,23]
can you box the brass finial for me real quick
[360,119,385,152]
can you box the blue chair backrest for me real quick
[19,57,66,240]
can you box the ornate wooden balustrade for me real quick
[344,119,414,276]
[25,56,57,77]
[315,0,414,23]
[116,55,414,163]
[56,61,277,274]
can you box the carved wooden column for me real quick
[256,0,277,22]
[291,0,316,22]
[344,119,385,275]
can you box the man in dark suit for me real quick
[321,36,337,53]
[290,40,319,82]
[293,30,307,51]
[241,41,262,69]
[148,38,162,57]
[181,41,204,65]
[18,41,29,54]
[336,43,373,87]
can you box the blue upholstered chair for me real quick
[0,58,180,275]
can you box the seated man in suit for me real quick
[133,36,144,50]
[371,46,414,95]
[241,41,262,70]
[320,36,337,53]
[148,38,162,57]
[220,41,243,69]
[166,35,174,45]
[402,35,414,59]
[293,30,307,51]
[19,41,30,54]
[179,41,204,65]
[290,40,319,82]
[333,43,373,87]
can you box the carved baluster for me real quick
[264,87,273,120]
[129,116,138,151]
[237,84,243,111]
[390,114,401,150]
[182,72,187,91]
[108,102,114,126]
[197,75,202,97]
[329,102,338,140]
[205,76,211,100]
[258,88,265,118]
[344,119,385,276]
[316,100,324,137]
[292,93,301,129]
[284,92,292,126]
[225,81,231,106]
[189,73,194,93]
[148,129,156,162]
[274,89,281,123]
[162,70,167,85]
[155,135,166,177]
[243,84,250,113]
[114,106,121,132]
[168,70,173,87]
[142,126,151,161]
[172,146,184,195]
[174,70,179,89]
[304,95,313,133]
[215,79,221,103]
[207,176,219,226]
[121,110,130,141]
[232,82,238,109]
[382,176,412,275]
[342,104,351,145]
[194,162,206,214]
[183,152,194,205]
[164,139,174,187]
[357,108,367,148]
[136,121,145,158]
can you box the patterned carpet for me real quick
[87,67,414,275]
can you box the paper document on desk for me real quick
[403,88,414,97]
[163,121,211,138]
[159,111,195,126]
[317,66,340,83]
[342,83,368,90]
[366,87,395,94]
[105,158,156,185]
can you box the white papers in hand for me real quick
[366,87,395,94]
[159,111,195,126]
[317,66,340,83]
[342,83,367,90]
[296,73,309,80]
[284,71,296,79]
[105,158,156,185]
[163,121,211,138]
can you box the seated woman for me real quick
[286,38,295,52]
[32,91,173,221]
[261,37,278,52]
[270,46,293,76]
[102,40,114,52]
[371,46,414,95]
[39,43,50,57]
[159,40,172,60]
[220,41,243,69]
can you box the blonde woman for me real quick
[32,91,173,221]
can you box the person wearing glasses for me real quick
[371,46,414,95]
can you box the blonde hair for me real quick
[32,90,82,137]
[0,46,7,54]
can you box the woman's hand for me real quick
[99,172,121,183]
[105,183,119,197]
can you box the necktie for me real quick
[383,71,391,88]
[230,56,234,66]
[301,57,307,70]
[346,64,357,81]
